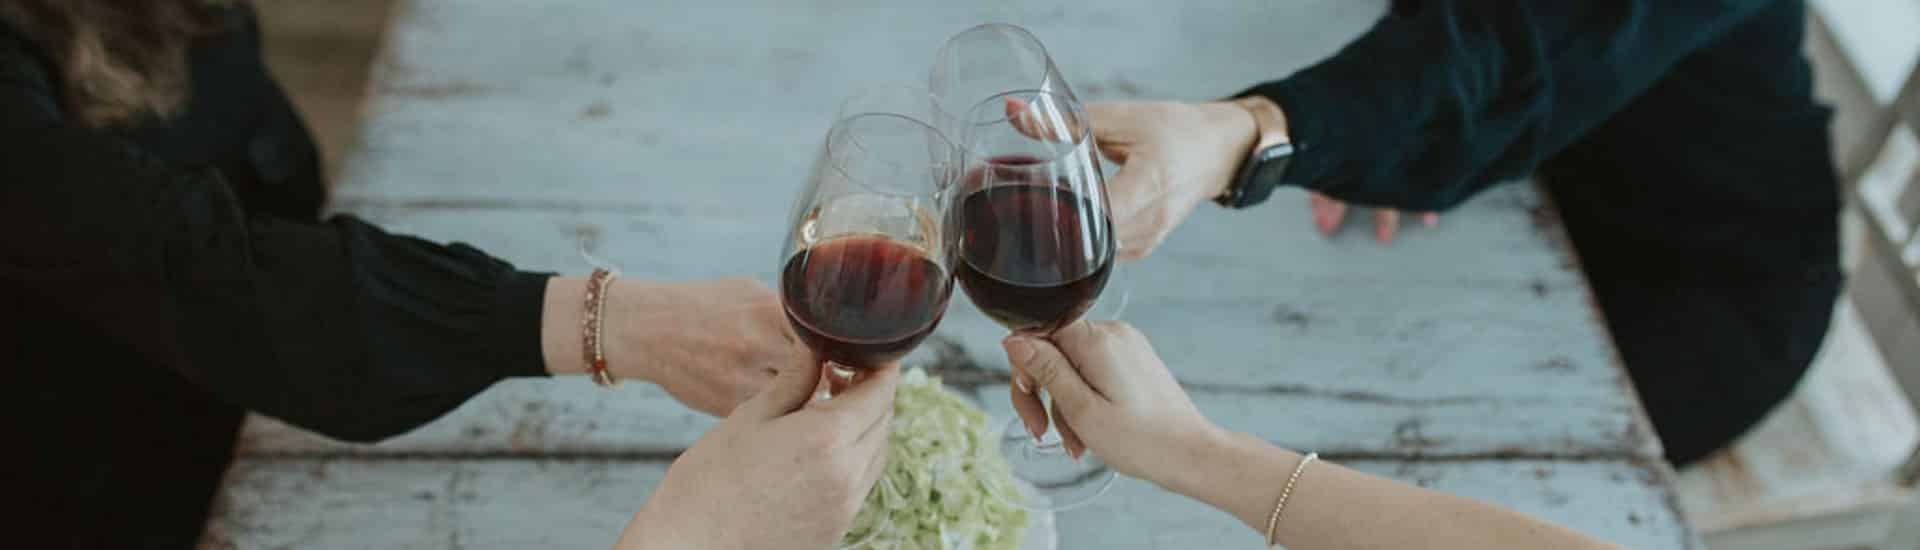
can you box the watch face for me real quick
[1256,142,1295,164]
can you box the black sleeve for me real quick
[1240,0,1779,211]
[0,46,550,443]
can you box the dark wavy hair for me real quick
[0,0,235,127]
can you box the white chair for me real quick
[1675,5,1920,549]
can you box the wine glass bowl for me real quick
[779,110,959,373]
[930,23,1078,141]
[952,90,1113,335]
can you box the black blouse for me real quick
[3,10,555,547]
[0,9,549,443]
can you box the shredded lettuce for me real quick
[841,368,1028,550]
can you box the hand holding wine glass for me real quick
[540,276,790,417]
[1072,100,1261,260]
[950,87,1122,510]
[616,360,899,550]
[1000,321,1214,481]
[1004,322,1626,550]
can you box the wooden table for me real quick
[201,1,1701,548]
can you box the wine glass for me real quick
[929,22,1076,141]
[779,90,959,549]
[952,88,1118,511]
[779,90,960,392]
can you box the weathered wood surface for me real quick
[211,0,1697,548]
[249,184,1650,461]
[202,458,1691,550]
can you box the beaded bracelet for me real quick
[583,268,619,388]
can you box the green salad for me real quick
[841,368,1028,550]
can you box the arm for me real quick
[0,125,553,441]
[1085,1,1782,258]
[1003,322,1621,549]
[0,38,783,440]
[1169,431,1620,550]
[616,362,898,550]
[1248,0,1776,211]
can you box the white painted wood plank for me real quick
[334,0,1387,203]
[200,458,1693,550]
[328,182,1586,291]
[329,183,1605,390]
[253,183,1646,458]
[240,374,1649,459]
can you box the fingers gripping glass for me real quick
[954,89,1123,511]
[931,23,1127,325]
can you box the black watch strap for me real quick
[1216,142,1294,209]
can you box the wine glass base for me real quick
[994,418,1115,511]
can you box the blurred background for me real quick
[250,1,1920,548]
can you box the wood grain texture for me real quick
[250,182,1651,460]
[330,0,1384,203]
[200,458,1695,550]
[212,0,1693,547]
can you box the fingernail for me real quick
[1027,421,1044,442]
[1003,337,1036,364]
[1014,372,1035,394]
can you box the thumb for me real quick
[1003,335,1100,416]
[734,358,821,421]
[1106,154,1166,261]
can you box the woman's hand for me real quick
[606,277,799,416]
[617,361,898,550]
[1082,101,1256,260]
[1002,320,1218,485]
[1084,100,1436,252]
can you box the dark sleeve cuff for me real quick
[1235,76,1348,197]
[489,269,555,379]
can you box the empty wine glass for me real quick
[929,22,1077,140]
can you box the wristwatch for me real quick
[1214,95,1295,209]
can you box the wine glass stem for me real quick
[1030,391,1068,452]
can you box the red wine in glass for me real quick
[781,235,951,368]
[955,181,1113,334]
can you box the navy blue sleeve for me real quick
[1242,0,1779,211]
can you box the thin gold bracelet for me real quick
[1265,452,1318,547]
